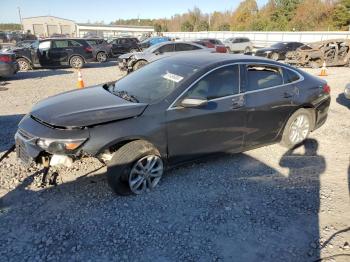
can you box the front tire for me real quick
[69,56,84,69]
[107,141,164,196]
[281,109,313,148]
[96,52,107,63]
[132,60,148,71]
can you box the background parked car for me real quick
[85,38,112,63]
[254,42,304,61]
[138,36,171,49]
[13,38,94,71]
[224,37,253,53]
[285,39,350,68]
[194,39,227,53]
[118,41,214,73]
[1,40,37,52]
[109,37,140,57]
[0,52,18,77]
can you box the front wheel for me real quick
[96,52,107,63]
[281,109,314,148]
[107,141,164,195]
[69,56,84,69]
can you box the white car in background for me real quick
[224,37,253,53]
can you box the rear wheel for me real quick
[69,56,84,69]
[133,60,148,71]
[107,141,164,195]
[281,109,313,148]
[96,52,107,63]
[17,58,31,71]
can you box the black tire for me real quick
[107,140,163,196]
[281,108,314,148]
[310,60,322,69]
[69,56,84,69]
[270,52,279,61]
[133,60,148,71]
[244,47,251,54]
[17,58,31,71]
[96,52,107,63]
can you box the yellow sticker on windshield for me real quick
[162,72,184,83]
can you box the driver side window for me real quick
[157,44,174,53]
[182,65,240,101]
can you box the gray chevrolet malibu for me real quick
[15,53,331,195]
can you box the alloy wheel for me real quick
[71,57,83,68]
[97,52,107,62]
[128,155,164,194]
[289,114,310,145]
[18,59,29,71]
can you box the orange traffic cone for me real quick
[77,69,85,88]
[319,61,328,76]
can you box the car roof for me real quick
[161,52,282,68]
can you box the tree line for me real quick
[113,0,350,32]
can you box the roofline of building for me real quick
[22,15,76,22]
[76,23,154,29]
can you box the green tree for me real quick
[333,0,350,30]
[197,20,209,31]
[217,23,230,31]
[154,23,162,32]
[181,21,194,32]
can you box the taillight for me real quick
[323,83,330,94]
[85,46,93,53]
[0,55,12,63]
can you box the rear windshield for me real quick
[110,60,198,103]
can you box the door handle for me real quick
[283,92,294,98]
[231,96,244,109]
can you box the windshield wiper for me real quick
[112,90,139,103]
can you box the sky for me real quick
[1,0,268,24]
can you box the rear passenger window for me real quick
[283,68,300,83]
[69,40,83,47]
[52,40,69,48]
[175,43,200,51]
[184,65,239,100]
[246,65,283,91]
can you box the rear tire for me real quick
[132,60,148,71]
[69,56,84,69]
[17,58,31,71]
[96,52,107,63]
[107,141,164,196]
[281,109,313,148]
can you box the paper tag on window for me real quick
[162,72,184,83]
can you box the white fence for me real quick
[163,31,350,47]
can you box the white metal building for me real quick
[22,16,154,38]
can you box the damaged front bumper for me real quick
[15,114,89,167]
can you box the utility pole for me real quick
[17,6,23,32]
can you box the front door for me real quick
[166,64,246,163]
[48,40,71,66]
[37,40,51,66]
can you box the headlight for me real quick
[37,138,86,154]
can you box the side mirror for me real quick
[180,98,208,108]
[154,50,162,55]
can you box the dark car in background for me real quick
[118,41,213,72]
[85,38,112,62]
[197,38,224,46]
[255,42,304,61]
[109,37,140,57]
[0,52,18,77]
[13,38,94,71]
[15,53,330,195]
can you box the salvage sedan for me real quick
[15,53,331,195]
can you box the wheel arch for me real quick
[68,54,86,64]
[16,56,32,65]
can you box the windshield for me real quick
[109,60,198,103]
[30,41,39,49]
[271,42,287,48]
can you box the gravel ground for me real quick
[0,62,349,262]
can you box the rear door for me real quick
[37,40,52,66]
[48,40,70,65]
[242,63,301,148]
[166,64,246,163]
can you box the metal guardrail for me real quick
[163,31,350,47]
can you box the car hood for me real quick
[119,52,144,60]
[30,85,147,128]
